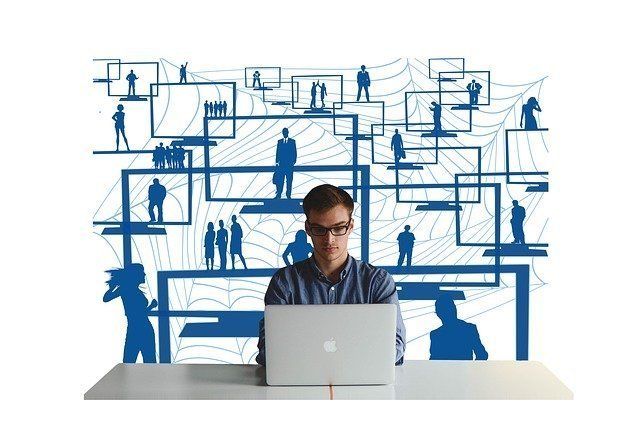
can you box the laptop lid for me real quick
[265,304,397,386]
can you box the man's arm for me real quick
[472,324,488,360]
[255,271,291,365]
[372,270,406,365]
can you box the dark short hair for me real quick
[303,184,354,218]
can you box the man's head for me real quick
[231,215,237,223]
[472,79,476,83]
[404,225,410,231]
[361,65,366,71]
[435,294,457,324]
[282,127,289,138]
[218,219,224,228]
[513,200,519,206]
[303,184,355,264]
[153,178,159,184]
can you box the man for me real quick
[148,178,166,223]
[390,129,405,165]
[466,79,482,105]
[216,220,228,270]
[126,70,138,97]
[204,100,209,117]
[397,225,415,267]
[356,65,371,101]
[429,294,488,360]
[274,127,297,199]
[511,200,526,244]
[256,184,406,365]
[179,62,188,83]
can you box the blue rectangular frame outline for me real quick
[107,61,160,98]
[437,70,491,106]
[332,101,385,137]
[244,66,282,88]
[290,74,344,111]
[428,57,465,80]
[404,90,473,133]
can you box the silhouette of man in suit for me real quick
[511,200,526,244]
[397,225,415,266]
[430,294,488,360]
[466,79,482,105]
[148,178,167,223]
[126,70,138,96]
[274,127,297,199]
[356,65,371,102]
[216,220,228,270]
[430,101,442,133]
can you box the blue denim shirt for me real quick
[256,255,406,365]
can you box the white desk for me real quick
[84,360,572,400]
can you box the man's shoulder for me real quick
[352,258,391,281]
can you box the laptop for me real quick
[264,304,397,386]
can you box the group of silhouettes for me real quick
[204,100,228,117]
[204,215,248,271]
[152,143,186,169]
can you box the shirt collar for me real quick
[309,254,354,284]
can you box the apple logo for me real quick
[323,338,338,353]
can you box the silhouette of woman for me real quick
[103,263,157,363]
[112,104,130,151]
[204,222,216,270]
[520,97,542,130]
[230,215,248,270]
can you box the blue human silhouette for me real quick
[397,225,415,267]
[230,215,248,270]
[148,178,167,223]
[466,79,482,105]
[222,100,228,117]
[112,104,130,151]
[103,263,157,363]
[282,230,314,265]
[429,294,488,360]
[430,101,442,132]
[390,129,405,164]
[208,100,214,117]
[177,146,186,169]
[319,82,327,108]
[356,65,371,101]
[520,97,542,130]
[214,101,220,117]
[510,200,526,244]
[204,221,216,270]
[204,100,210,117]
[274,127,297,199]
[152,142,165,169]
[126,69,138,96]
[252,70,261,88]
[216,220,229,270]
[179,62,188,83]
[310,81,318,109]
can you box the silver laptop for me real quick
[265,304,397,386]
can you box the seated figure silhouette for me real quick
[429,294,488,360]
[103,263,157,363]
[283,230,314,265]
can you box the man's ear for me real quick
[304,221,312,236]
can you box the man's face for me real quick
[305,205,354,264]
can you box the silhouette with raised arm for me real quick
[520,97,542,130]
[230,215,248,270]
[204,221,216,270]
[148,178,166,223]
[390,129,405,164]
[510,200,526,244]
[430,293,488,360]
[216,220,229,270]
[274,127,297,199]
[282,230,314,265]
[430,101,442,133]
[126,69,138,97]
[179,62,188,83]
[103,263,157,363]
[397,225,415,267]
[466,79,482,105]
[357,65,371,101]
[320,82,327,108]
[112,104,130,151]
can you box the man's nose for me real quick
[323,231,336,243]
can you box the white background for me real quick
[1,0,638,420]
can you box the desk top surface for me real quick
[84,360,572,400]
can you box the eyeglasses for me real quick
[306,219,352,236]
